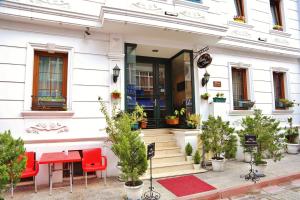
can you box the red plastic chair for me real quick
[11,152,39,197]
[82,148,107,187]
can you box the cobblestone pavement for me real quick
[3,154,300,200]
[230,179,300,200]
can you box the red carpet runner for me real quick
[157,175,216,197]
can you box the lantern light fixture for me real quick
[113,65,121,83]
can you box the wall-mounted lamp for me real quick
[201,71,210,87]
[113,65,121,83]
[84,27,91,36]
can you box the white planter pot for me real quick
[287,143,300,154]
[193,164,201,170]
[211,158,225,172]
[244,152,251,163]
[186,156,193,162]
[255,163,268,174]
[124,181,144,200]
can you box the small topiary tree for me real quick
[201,116,236,160]
[0,130,26,198]
[238,109,284,164]
[112,113,148,187]
[284,117,299,144]
[185,143,193,156]
[193,150,201,164]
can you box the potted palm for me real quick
[112,113,148,200]
[284,117,299,154]
[165,108,185,125]
[185,143,193,162]
[201,116,236,171]
[186,114,201,129]
[193,150,201,170]
[238,109,285,174]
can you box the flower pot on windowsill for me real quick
[273,25,283,31]
[213,97,226,103]
[165,118,179,125]
[238,100,255,110]
[233,16,245,23]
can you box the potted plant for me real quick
[132,104,147,129]
[238,100,255,110]
[201,116,236,171]
[111,90,121,100]
[186,114,201,129]
[0,130,26,199]
[284,117,299,154]
[273,24,283,31]
[213,93,226,103]
[185,143,193,162]
[278,98,294,109]
[112,113,148,200]
[233,15,245,23]
[35,96,66,110]
[193,150,201,170]
[238,109,285,174]
[201,93,210,100]
[165,108,185,125]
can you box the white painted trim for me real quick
[23,43,74,111]
[227,21,254,29]
[21,111,75,119]
[228,62,254,113]
[270,67,293,112]
[174,0,209,10]
[269,29,291,38]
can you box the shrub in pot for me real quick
[193,150,201,170]
[284,117,299,154]
[185,143,193,162]
[0,130,26,199]
[112,114,148,200]
[201,116,236,172]
[238,109,285,173]
[186,114,201,129]
[165,108,185,125]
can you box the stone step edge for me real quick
[141,168,207,180]
[152,153,185,159]
[155,146,181,151]
[144,139,177,144]
[151,161,193,168]
[176,171,300,200]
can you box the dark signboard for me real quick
[197,53,212,68]
[147,143,155,160]
[245,135,257,146]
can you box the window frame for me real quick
[270,0,283,27]
[32,51,68,111]
[271,69,290,110]
[229,62,253,112]
[234,0,245,17]
[231,67,248,110]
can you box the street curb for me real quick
[176,171,300,200]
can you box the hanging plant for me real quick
[111,90,121,100]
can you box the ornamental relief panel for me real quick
[272,38,289,45]
[9,0,70,9]
[26,122,69,134]
[231,29,252,38]
[179,10,205,20]
[132,1,162,11]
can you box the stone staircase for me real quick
[141,129,206,179]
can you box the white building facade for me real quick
[0,0,300,185]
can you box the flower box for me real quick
[213,97,226,103]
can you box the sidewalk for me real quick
[4,154,300,200]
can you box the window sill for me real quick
[21,111,75,119]
[229,110,254,116]
[174,0,209,10]
[272,109,294,115]
[269,29,291,38]
[228,21,254,29]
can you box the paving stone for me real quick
[271,190,300,200]
[262,186,284,194]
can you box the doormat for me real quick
[157,175,216,197]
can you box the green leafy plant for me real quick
[193,150,201,164]
[0,130,26,198]
[165,108,185,120]
[279,98,294,108]
[273,24,283,31]
[185,143,193,156]
[201,93,210,100]
[215,93,224,98]
[224,134,238,159]
[111,113,148,187]
[131,104,147,123]
[284,117,299,144]
[186,114,201,129]
[201,116,236,160]
[38,96,65,102]
[238,109,284,164]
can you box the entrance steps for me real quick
[141,129,206,179]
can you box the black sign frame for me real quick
[147,143,155,160]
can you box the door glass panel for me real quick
[135,63,154,125]
[158,64,167,120]
[125,44,137,111]
[171,52,193,119]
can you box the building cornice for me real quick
[101,6,228,37]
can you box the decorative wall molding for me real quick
[179,10,205,19]
[29,0,70,9]
[269,29,291,38]
[231,30,252,38]
[228,21,254,30]
[273,38,289,45]
[132,2,162,11]
[26,122,69,134]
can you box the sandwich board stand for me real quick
[142,143,160,200]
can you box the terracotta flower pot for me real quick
[166,118,179,125]
[111,93,121,99]
[140,121,147,129]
